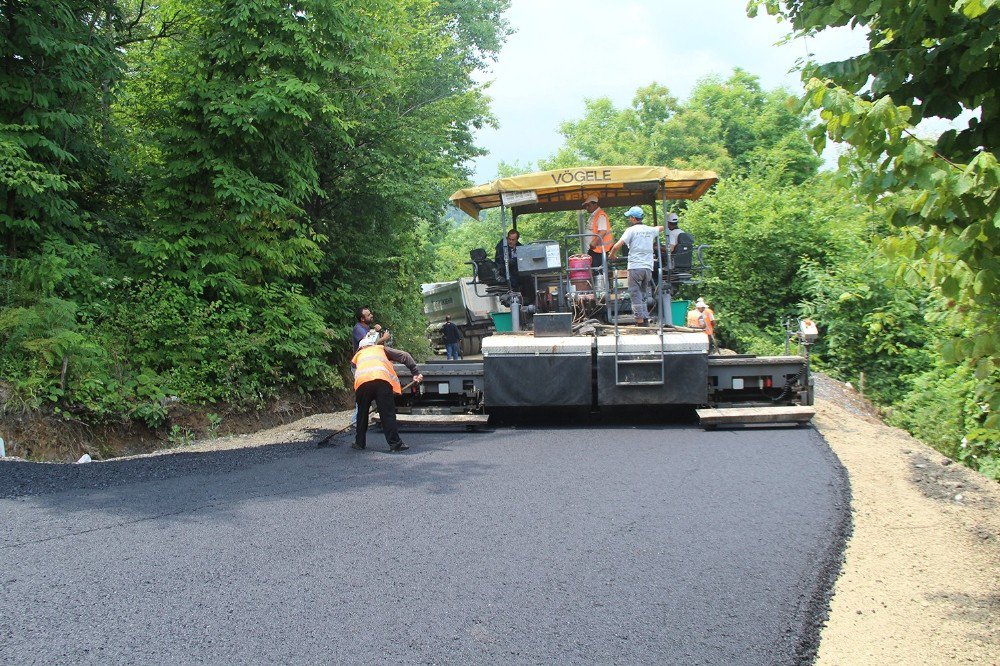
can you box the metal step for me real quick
[616,359,664,365]
[616,380,666,387]
[697,406,815,428]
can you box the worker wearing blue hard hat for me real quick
[608,206,665,327]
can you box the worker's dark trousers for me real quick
[355,379,402,449]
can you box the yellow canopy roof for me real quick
[450,166,718,218]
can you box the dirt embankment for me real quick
[0,390,350,461]
[812,375,999,665]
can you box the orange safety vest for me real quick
[686,308,716,336]
[351,346,402,394]
[590,208,614,253]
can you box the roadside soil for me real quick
[0,390,350,461]
[812,375,1000,665]
[2,374,997,663]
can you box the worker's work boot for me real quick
[389,442,410,452]
[351,442,365,450]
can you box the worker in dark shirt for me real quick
[350,334,423,452]
[494,229,523,291]
[442,315,463,360]
[352,307,389,352]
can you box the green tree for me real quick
[310,0,508,357]
[682,171,870,353]
[750,0,999,469]
[0,0,122,257]
[1,0,511,443]
[799,253,944,404]
[550,71,820,182]
[130,0,365,292]
[696,76,820,182]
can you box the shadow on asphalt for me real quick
[0,426,493,507]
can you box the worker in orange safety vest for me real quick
[348,333,423,452]
[582,194,614,269]
[686,297,717,352]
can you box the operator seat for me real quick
[470,248,510,295]
[669,232,695,282]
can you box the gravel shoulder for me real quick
[812,375,1000,665]
[142,410,353,457]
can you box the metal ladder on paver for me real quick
[611,238,667,387]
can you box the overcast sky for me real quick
[469,1,869,183]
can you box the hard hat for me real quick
[582,195,599,206]
[358,330,380,349]
[624,205,644,219]
[666,213,679,225]
[695,298,707,308]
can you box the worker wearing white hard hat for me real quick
[344,336,423,452]
[665,213,682,255]
[687,297,717,352]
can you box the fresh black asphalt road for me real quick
[1,420,848,665]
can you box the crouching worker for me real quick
[351,333,423,452]
[686,297,717,353]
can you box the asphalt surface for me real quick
[1,420,849,665]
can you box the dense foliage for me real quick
[748,0,998,476]
[0,0,509,438]
[552,72,820,185]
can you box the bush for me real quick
[0,295,169,425]
[682,172,869,353]
[798,255,943,404]
[101,278,339,405]
[0,255,343,427]
[893,363,1000,480]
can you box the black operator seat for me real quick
[470,248,509,294]
[670,232,695,282]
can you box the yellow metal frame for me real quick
[449,165,718,218]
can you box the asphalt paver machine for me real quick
[393,166,816,428]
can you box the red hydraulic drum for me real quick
[568,254,592,292]
[568,254,592,281]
